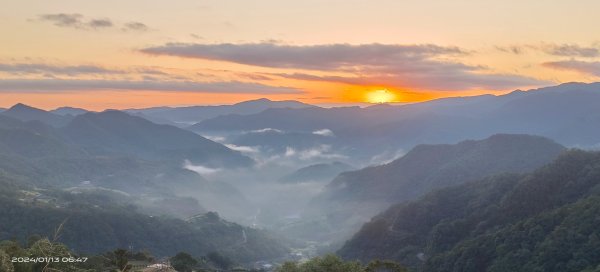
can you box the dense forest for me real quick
[339,150,600,271]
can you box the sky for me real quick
[1,0,600,110]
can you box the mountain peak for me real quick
[3,103,71,127]
[8,103,42,112]
[51,106,89,116]
[234,98,274,105]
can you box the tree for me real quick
[113,249,129,271]
[0,249,14,272]
[27,238,82,272]
[206,251,233,270]
[365,260,408,272]
[171,252,198,272]
[276,254,402,272]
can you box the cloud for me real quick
[0,79,303,94]
[123,21,149,32]
[249,128,284,134]
[88,19,113,29]
[495,45,524,55]
[37,13,148,32]
[224,144,260,153]
[235,72,273,81]
[369,149,406,165]
[275,70,547,91]
[141,42,548,91]
[497,43,600,58]
[0,63,176,80]
[183,160,221,175]
[297,145,346,160]
[202,135,226,143]
[540,44,599,58]
[141,42,465,70]
[38,13,84,28]
[284,145,346,160]
[312,129,335,137]
[284,147,296,157]
[543,60,600,76]
[0,63,124,75]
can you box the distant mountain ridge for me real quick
[130,98,315,124]
[279,162,355,183]
[50,106,89,116]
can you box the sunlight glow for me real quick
[367,89,396,103]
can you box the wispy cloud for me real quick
[249,128,284,134]
[312,129,335,137]
[543,60,600,76]
[122,21,149,32]
[0,79,302,94]
[225,144,260,153]
[0,63,175,80]
[183,160,221,175]
[0,63,123,75]
[284,145,346,160]
[36,13,149,32]
[274,70,547,91]
[140,42,465,70]
[497,43,600,58]
[87,18,113,29]
[141,42,548,91]
[540,44,599,58]
[38,13,85,28]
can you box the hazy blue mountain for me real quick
[128,111,183,127]
[318,134,564,205]
[339,150,600,272]
[61,110,253,168]
[0,114,25,129]
[0,107,5,112]
[2,103,73,127]
[0,116,256,220]
[279,162,355,183]
[298,134,565,244]
[188,106,363,133]
[130,98,315,124]
[50,106,89,116]
[188,83,600,162]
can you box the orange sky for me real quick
[1,0,600,110]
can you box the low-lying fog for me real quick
[175,129,406,246]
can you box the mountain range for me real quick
[2,103,73,127]
[0,104,252,168]
[3,81,600,269]
[50,106,89,116]
[186,82,600,162]
[0,107,287,263]
[129,98,314,125]
[295,134,565,244]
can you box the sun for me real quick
[367,89,396,104]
